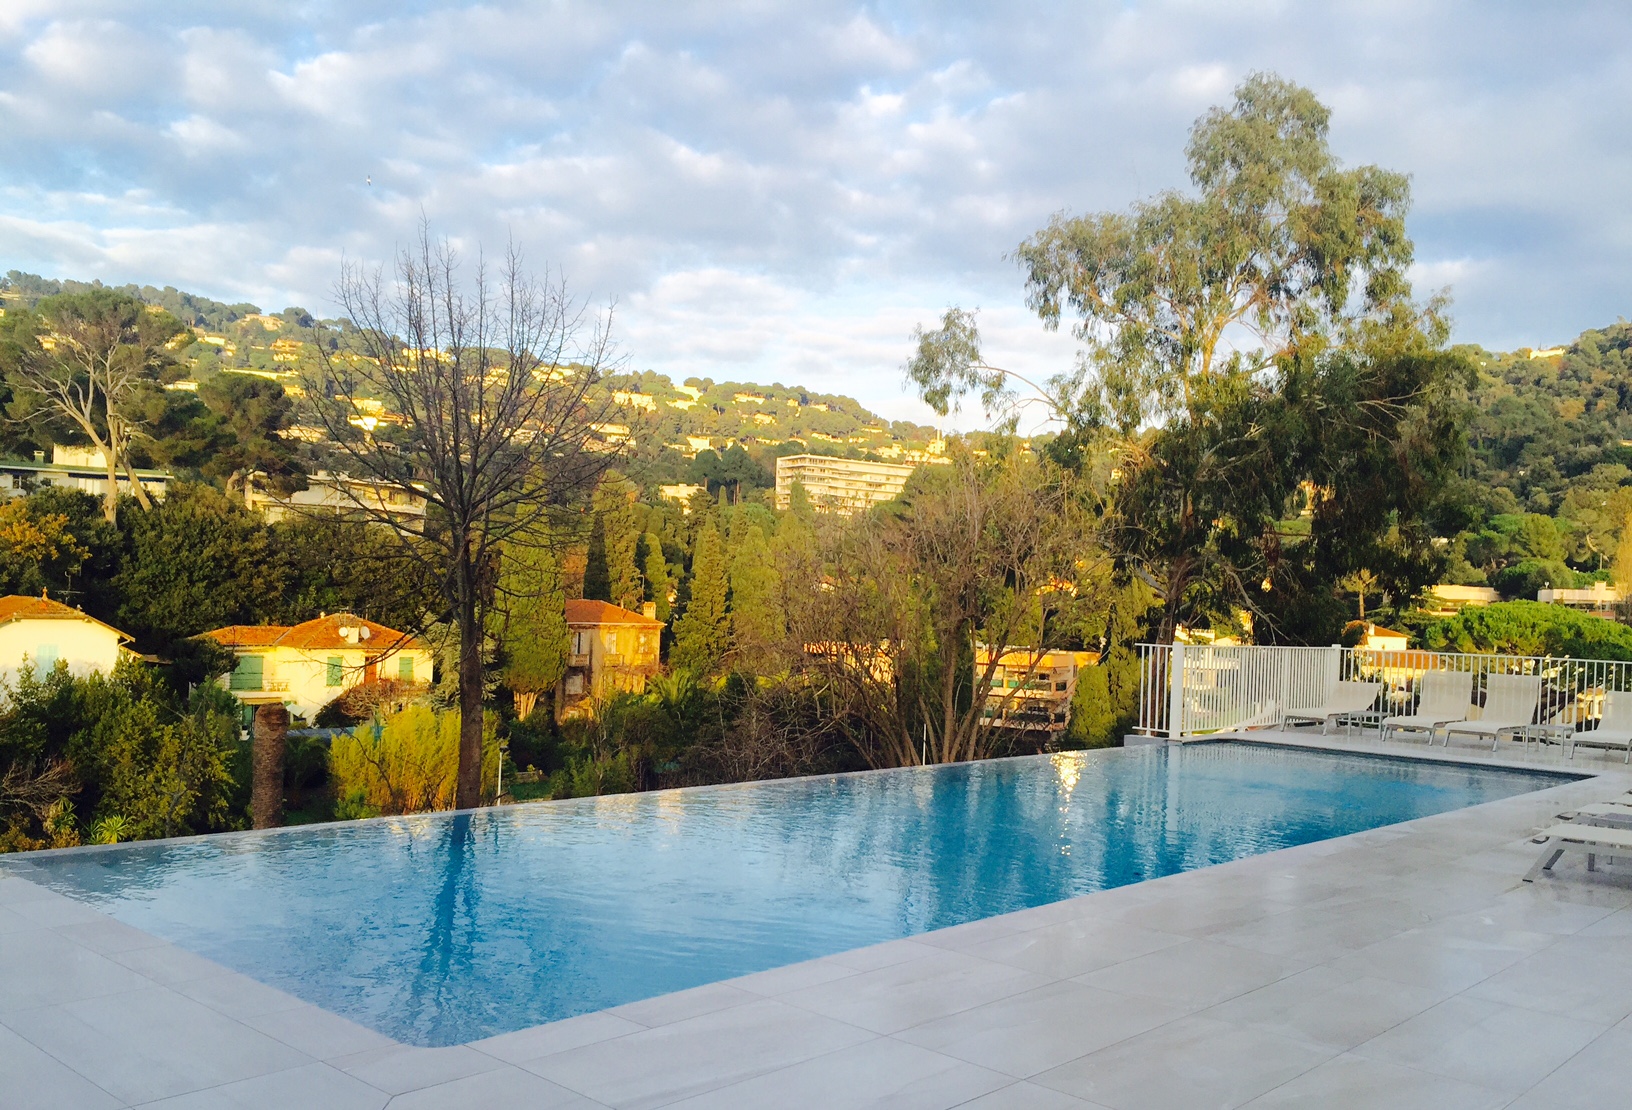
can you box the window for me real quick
[35,644,59,670]
[326,657,344,686]
[230,655,264,691]
[398,655,413,682]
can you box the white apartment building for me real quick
[775,453,916,514]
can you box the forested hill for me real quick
[1442,323,1632,597]
[0,270,941,475]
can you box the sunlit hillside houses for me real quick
[0,594,132,686]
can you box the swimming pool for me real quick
[6,742,1572,1046]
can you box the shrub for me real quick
[329,705,499,816]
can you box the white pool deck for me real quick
[6,732,1632,1109]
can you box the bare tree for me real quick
[3,290,183,522]
[305,227,619,808]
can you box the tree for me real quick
[496,542,568,720]
[0,499,89,595]
[672,519,728,672]
[306,227,617,809]
[1,289,184,521]
[728,515,783,664]
[582,514,612,602]
[907,73,1462,644]
[590,471,642,609]
[640,532,671,622]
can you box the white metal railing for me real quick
[1135,643,1632,739]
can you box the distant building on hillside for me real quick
[1538,581,1620,618]
[1424,584,1500,617]
[0,594,132,685]
[0,446,171,504]
[658,483,707,511]
[775,453,916,514]
[244,471,429,530]
[976,645,1100,735]
[202,613,432,726]
[1347,622,1410,651]
[558,600,663,721]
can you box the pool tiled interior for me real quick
[5,733,1632,1109]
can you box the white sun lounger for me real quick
[1569,691,1632,763]
[1524,822,1632,882]
[1438,673,1543,751]
[1282,681,1384,735]
[1381,671,1473,744]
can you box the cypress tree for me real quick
[672,520,728,673]
[641,532,671,622]
[729,516,782,663]
[583,514,611,601]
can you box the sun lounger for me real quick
[1524,822,1632,882]
[1438,673,1542,751]
[1569,691,1632,763]
[1282,681,1383,735]
[1381,671,1473,744]
[1555,803,1632,827]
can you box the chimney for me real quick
[642,602,658,620]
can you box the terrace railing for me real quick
[1135,642,1632,739]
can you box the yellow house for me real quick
[0,594,131,685]
[558,600,663,720]
[202,613,432,724]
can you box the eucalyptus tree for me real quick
[305,227,618,809]
[908,73,1466,643]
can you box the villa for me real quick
[202,612,432,724]
[0,593,131,684]
[557,599,663,720]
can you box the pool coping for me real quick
[5,734,1632,1107]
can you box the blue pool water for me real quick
[7,742,1571,1046]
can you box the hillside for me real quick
[0,270,942,490]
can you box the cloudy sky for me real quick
[2,2,1629,424]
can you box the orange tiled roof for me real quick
[0,594,131,640]
[565,599,663,627]
[201,613,422,652]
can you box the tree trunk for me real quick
[455,596,486,809]
[251,703,288,829]
[102,450,120,523]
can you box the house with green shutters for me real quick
[201,613,432,724]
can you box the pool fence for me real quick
[1135,642,1632,739]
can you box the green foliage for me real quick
[582,514,611,602]
[639,532,671,622]
[727,515,783,663]
[496,543,568,718]
[112,482,282,650]
[329,705,500,816]
[672,520,729,673]
[1421,600,1632,661]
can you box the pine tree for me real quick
[729,515,783,663]
[672,520,728,673]
[582,514,611,601]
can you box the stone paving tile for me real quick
[170,969,310,1021]
[1030,1014,1338,1110]
[386,1064,607,1109]
[520,997,876,1110]
[1463,934,1632,1025]
[955,917,1189,979]
[605,981,761,1028]
[1200,965,1451,1052]
[776,946,1051,1035]
[242,1001,398,1059]
[894,979,1186,1079]
[53,916,172,955]
[470,1010,645,1065]
[1073,937,1312,1013]
[1239,1052,1511,1110]
[106,941,233,986]
[954,1082,1113,1109]
[1504,1022,1632,1110]
[724,955,862,997]
[1349,993,1610,1094]
[659,1036,1010,1110]
[131,1062,390,1110]
[1,986,312,1105]
[0,1021,124,1109]
[327,1043,507,1094]
[0,926,153,1012]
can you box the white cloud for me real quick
[1,0,1629,422]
